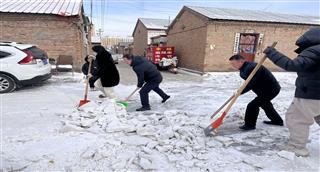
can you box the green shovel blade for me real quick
[117,101,128,108]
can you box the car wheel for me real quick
[0,74,16,93]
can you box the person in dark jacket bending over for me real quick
[123,54,170,111]
[82,55,98,90]
[91,45,120,99]
[263,27,320,157]
[229,54,284,130]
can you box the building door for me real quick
[238,33,259,62]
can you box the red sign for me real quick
[149,47,174,64]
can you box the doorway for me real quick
[238,33,259,62]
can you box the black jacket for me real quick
[81,60,97,75]
[240,61,281,97]
[92,45,119,87]
[131,56,162,87]
[264,27,320,100]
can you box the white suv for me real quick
[0,42,52,93]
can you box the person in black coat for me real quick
[123,54,170,111]
[229,54,283,130]
[263,27,320,157]
[91,45,120,99]
[81,55,98,89]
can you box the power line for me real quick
[91,15,135,24]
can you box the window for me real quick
[26,46,47,59]
[233,33,260,62]
[238,34,258,54]
[0,51,11,58]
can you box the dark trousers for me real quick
[140,81,168,108]
[89,76,98,88]
[245,90,283,127]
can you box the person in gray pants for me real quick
[264,27,320,157]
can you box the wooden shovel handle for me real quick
[124,87,140,101]
[210,94,235,119]
[83,55,95,100]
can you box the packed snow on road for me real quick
[1,68,319,171]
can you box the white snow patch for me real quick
[2,72,319,171]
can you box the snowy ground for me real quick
[1,62,319,171]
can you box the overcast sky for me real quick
[83,0,320,37]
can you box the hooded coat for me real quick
[264,27,320,99]
[131,56,162,87]
[92,45,120,87]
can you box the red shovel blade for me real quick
[204,111,227,136]
[212,111,227,129]
[79,99,90,107]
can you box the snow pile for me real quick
[3,71,319,171]
[59,100,211,170]
[59,99,129,134]
[54,99,312,171]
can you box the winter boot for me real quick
[283,143,310,157]
[239,124,255,131]
[162,95,170,103]
[99,94,106,98]
[136,106,151,111]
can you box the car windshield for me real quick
[27,46,47,59]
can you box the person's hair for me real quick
[123,54,133,60]
[92,45,110,55]
[229,54,245,61]
[84,55,89,63]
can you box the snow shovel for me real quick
[210,94,235,119]
[117,87,140,107]
[204,42,277,136]
[79,55,94,107]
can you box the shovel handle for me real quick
[124,87,140,101]
[83,55,94,100]
[210,94,235,119]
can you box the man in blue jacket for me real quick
[123,54,170,111]
[264,27,320,157]
[229,54,283,130]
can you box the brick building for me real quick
[167,6,320,72]
[0,0,91,71]
[102,36,133,48]
[132,18,170,56]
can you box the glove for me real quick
[263,46,275,54]
[87,73,93,79]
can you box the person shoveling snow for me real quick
[90,45,120,99]
[228,54,284,131]
[123,54,170,111]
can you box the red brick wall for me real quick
[0,13,87,70]
[167,9,317,72]
[167,10,208,72]
[133,21,148,56]
[205,21,312,71]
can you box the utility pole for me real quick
[90,0,93,24]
